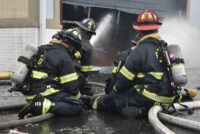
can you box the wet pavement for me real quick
[0,68,200,134]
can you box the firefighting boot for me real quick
[177,89,197,102]
[18,94,52,119]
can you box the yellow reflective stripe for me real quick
[149,72,163,80]
[136,72,163,80]
[178,93,183,103]
[92,96,102,110]
[112,66,117,74]
[74,92,81,100]
[25,88,60,100]
[59,72,79,84]
[32,70,48,79]
[49,38,62,44]
[137,73,145,78]
[136,88,175,103]
[74,51,81,59]
[53,77,59,82]
[113,85,117,92]
[80,65,92,72]
[42,98,51,115]
[120,66,135,80]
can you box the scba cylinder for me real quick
[167,44,187,86]
[11,45,38,84]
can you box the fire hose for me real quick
[0,113,54,130]
[148,101,200,134]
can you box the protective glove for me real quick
[18,103,35,119]
[105,78,112,94]
[80,84,94,96]
[81,94,91,105]
[18,94,44,119]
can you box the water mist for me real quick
[90,14,114,48]
[160,17,200,68]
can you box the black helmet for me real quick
[59,28,82,49]
[75,18,96,35]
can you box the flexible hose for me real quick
[158,101,200,131]
[88,81,106,87]
[158,112,200,131]
[0,80,12,85]
[0,103,26,111]
[148,105,175,134]
[149,101,200,134]
[0,113,54,130]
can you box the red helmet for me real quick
[133,10,162,31]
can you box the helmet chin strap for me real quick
[138,31,144,37]
[62,42,75,52]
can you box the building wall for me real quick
[0,0,62,72]
[0,28,59,72]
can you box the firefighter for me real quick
[51,18,97,96]
[90,10,197,117]
[74,18,96,96]
[18,28,83,119]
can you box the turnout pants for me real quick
[95,90,155,115]
[31,92,83,116]
[46,92,83,116]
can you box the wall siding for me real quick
[0,28,60,72]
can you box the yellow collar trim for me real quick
[137,33,162,45]
[49,38,62,44]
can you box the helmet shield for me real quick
[60,28,82,49]
[75,18,96,35]
[133,10,162,31]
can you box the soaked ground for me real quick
[0,68,200,134]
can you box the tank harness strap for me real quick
[170,58,184,64]
[171,102,194,115]
[18,56,34,68]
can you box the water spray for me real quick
[90,14,114,48]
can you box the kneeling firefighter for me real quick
[11,28,83,118]
[50,18,97,96]
[90,10,197,117]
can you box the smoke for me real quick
[90,14,114,48]
[159,17,200,68]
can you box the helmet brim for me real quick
[75,21,96,35]
[133,24,162,31]
[64,35,81,48]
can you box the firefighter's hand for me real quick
[80,85,93,96]
[81,94,92,109]
[18,104,34,119]
[105,78,112,94]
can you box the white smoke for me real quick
[90,14,113,47]
[160,17,200,68]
